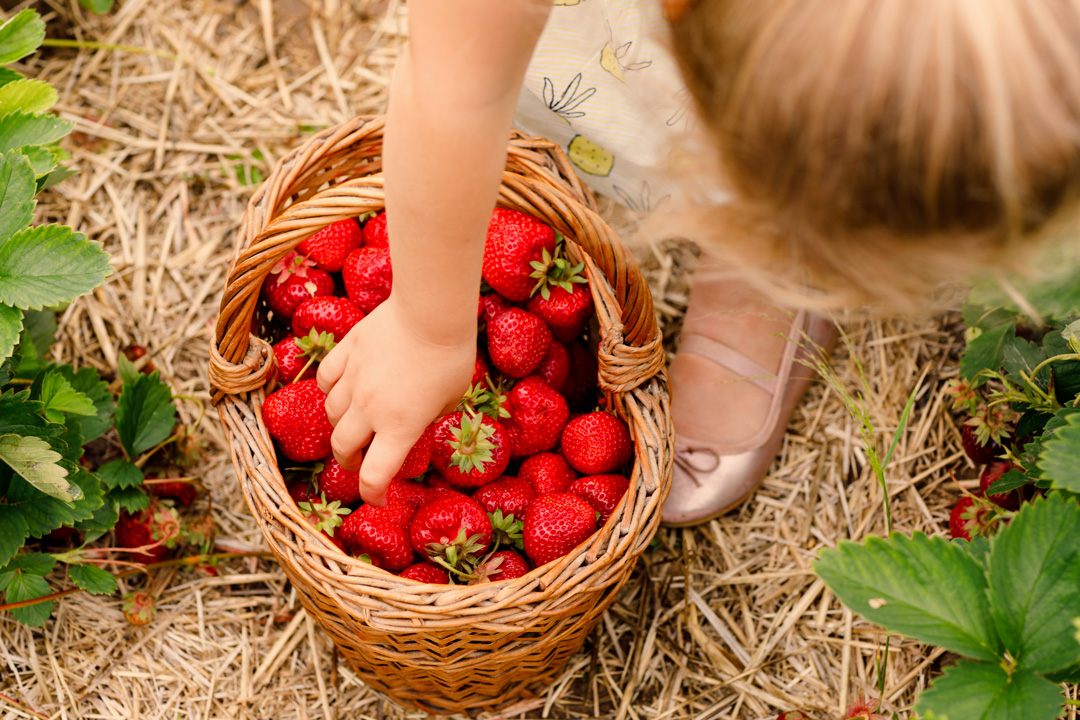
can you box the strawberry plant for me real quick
[0,10,198,626]
[814,297,1080,719]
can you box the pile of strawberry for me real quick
[259,208,633,583]
[947,385,1029,541]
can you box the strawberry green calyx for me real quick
[449,411,498,474]
[298,494,351,536]
[460,375,511,420]
[122,591,156,626]
[152,508,182,548]
[427,528,488,575]
[943,378,979,414]
[966,404,1017,446]
[293,329,337,382]
[488,509,524,551]
[528,246,588,300]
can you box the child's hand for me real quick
[316,296,475,506]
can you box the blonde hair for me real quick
[666,0,1080,310]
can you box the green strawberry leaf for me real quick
[0,79,56,115]
[39,370,95,422]
[1,569,52,626]
[117,353,139,386]
[0,506,30,568]
[59,366,113,443]
[985,469,1032,497]
[18,144,61,180]
[0,342,19,386]
[0,551,55,577]
[0,303,20,366]
[987,494,1080,673]
[814,532,1002,661]
[97,459,143,490]
[37,164,76,191]
[1037,412,1080,493]
[115,369,175,456]
[0,111,72,153]
[0,433,78,502]
[78,0,115,13]
[0,10,45,66]
[73,492,119,534]
[1014,410,1053,445]
[21,309,56,362]
[0,150,36,243]
[109,485,149,514]
[67,563,117,595]
[916,661,1061,720]
[4,469,101,538]
[0,224,112,310]
[1002,337,1049,392]
[0,390,57,439]
[0,68,24,89]
[961,320,1015,386]
[956,535,991,571]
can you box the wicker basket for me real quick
[208,115,673,716]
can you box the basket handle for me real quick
[210,122,660,401]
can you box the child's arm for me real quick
[317,0,551,504]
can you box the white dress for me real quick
[514,0,693,211]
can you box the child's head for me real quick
[665,0,1080,309]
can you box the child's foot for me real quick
[662,251,836,526]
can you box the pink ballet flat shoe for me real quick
[662,310,837,527]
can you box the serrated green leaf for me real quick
[97,459,142,490]
[0,434,77,502]
[0,390,55,438]
[1038,412,1080,492]
[0,149,36,243]
[0,224,111,310]
[117,354,139,386]
[0,303,20,366]
[2,466,101,538]
[59,367,113,442]
[73,495,118,533]
[0,551,55,576]
[1015,410,1053,445]
[0,79,56,115]
[985,469,1032,496]
[0,110,71,152]
[18,144,58,178]
[957,535,991,570]
[39,370,95,422]
[0,506,29,568]
[917,661,1061,720]
[108,485,149,514]
[21,309,55,359]
[0,10,45,66]
[988,494,1080,673]
[814,532,1002,661]
[0,68,23,89]
[37,164,75,191]
[115,371,175,456]
[2,570,52,626]
[961,321,1015,385]
[67,564,116,595]
[1002,337,1049,391]
[0,342,18,385]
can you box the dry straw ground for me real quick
[0,1,1022,718]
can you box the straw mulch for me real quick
[0,2,1007,718]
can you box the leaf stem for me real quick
[40,39,213,74]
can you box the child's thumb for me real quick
[357,432,410,507]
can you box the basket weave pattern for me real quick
[209,116,673,715]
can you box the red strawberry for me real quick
[473,477,536,518]
[482,209,558,301]
[386,478,432,513]
[122,344,155,374]
[961,424,1001,465]
[399,563,450,584]
[522,493,597,567]
[410,494,493,571]
[362,211,389,248]
[472,353,489,387]
[479,293,514,327]
[114,502,181,563]
[431,411,511,488]
[297,493,351,550]
[470,550,531,583]
[288,479,319,505]
[297,218,362,272]
[122,591,156,625]
[776,712,812,720]
[842,694,885,720]
[979,461,1021,511]
[340,502,415,570]
[949,496,996,541]
[568,474,630,525]
[487,308,552,378]
[263,252,335,321]
[527,283,593,343]
[343,247,393,314]
[273,330,336,384]
[519,453,577,495]
[564,341,599,410]
[503,377,569,456]
[318,458,362,505]
[292,296,364,341]
[531,340,570,395]
[395,424,435,480]
[147,479,197,506]
[262,379,335,461]
[561,412,633,475]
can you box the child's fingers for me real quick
[357,431,414,507]
[331,408,372,473]
[316,343,347,395]
[324,382,351,426]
